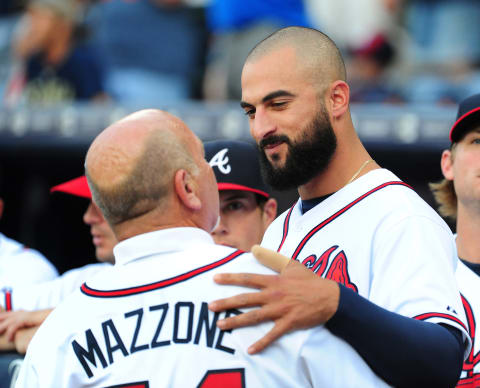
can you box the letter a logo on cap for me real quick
[209,148,231,174]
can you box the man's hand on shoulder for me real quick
[208,245,340,354]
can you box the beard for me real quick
[258,105,337,191]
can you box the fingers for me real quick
[216,303,281,331]
[251,245,290,273]
[247,321,291,355]
[209,290,269,313]
[213,272,279,289]
[15,327,38,355]
[7,319,27,342]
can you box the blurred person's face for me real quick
[83,202,116,263]
[211,190,276,251]
[241,46,336,190]
[442,127,480,209]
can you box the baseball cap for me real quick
[449,93,480,142]
[50,176,91,199]
[205,140,271,198]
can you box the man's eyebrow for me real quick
[261,90,295,103]
[240,90,296,109]
[222,192,250,201]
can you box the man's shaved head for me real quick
[85,109,198,227]
[246,26,346,87]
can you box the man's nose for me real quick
[250,108,276,142]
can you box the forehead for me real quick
[457,126,480,143]
[241,46,312,102]
[219,190,257,202]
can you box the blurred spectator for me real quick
[403,0,480,104]
[0,168,58,289]
[348,34,404,103]
[301,0,407,103]
[0,5,21,101]
[305,0,402,51]
[87,0,207,105]
[203,0,310,101]
[4,0,108,106]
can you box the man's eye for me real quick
[226,202,243,212]
[244,109,255,117]
[473,138,480,144]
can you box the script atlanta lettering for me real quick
[72,301,240,378]
[301,245,358,292]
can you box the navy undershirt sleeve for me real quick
[325,285,464,387]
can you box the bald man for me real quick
[208,26,469,387]
[15,109,389,387]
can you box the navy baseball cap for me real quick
[50,176,91,199]
[205,140,271,198]
[450,93,480,142]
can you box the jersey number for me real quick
[197,368,246,388]
[108,369,245,388]
[104,382,148,388]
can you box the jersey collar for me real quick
[113,227,215,266]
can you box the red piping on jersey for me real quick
[81,250,245,298]
[4,290,12,311]
[457,374,480,387]
[413,312,468,334]
[290,181,412,260]
[460,294,479,379]
[277,201,297,252]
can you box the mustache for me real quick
[259,135,291,150]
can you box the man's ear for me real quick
[441,149,454,181]
[174,169,201,211]
[262,198,278,228]
[328,80,350,119]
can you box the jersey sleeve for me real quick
[370,214,471,354]
[1,248,58,289]
[1,263,110,311]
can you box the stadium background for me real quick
[0,0,473,274]
[0,102,455,274]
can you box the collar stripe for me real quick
[81,250,245,298]
[292,181,412,259]
[277,201,297,252]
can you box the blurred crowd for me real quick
[1,0,480,106]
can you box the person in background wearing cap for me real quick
[206,140,278,252]
[0,169,58,290]
[430,93,480,386]
[0,176,115,354]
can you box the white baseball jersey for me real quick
[261,169,470,354]
[16,228,390,388]
[0,233,58,289]
[1,262,111,311]
[456,260,480,387]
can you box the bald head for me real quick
[85,109,199,227]
[246,27,346,88]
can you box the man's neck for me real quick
[298,135,378,200]
[298,159,379,200]
[456,204,480,264]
